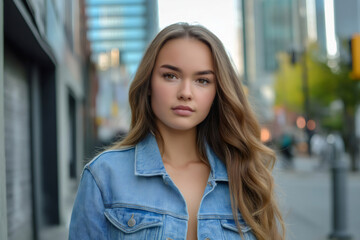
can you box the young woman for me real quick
[69,23,285,240]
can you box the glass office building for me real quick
[86,0,158,75]
[85,0,159,142]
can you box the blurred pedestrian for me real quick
[310,133,329,170]
[69,23,285,240]
[279,132,294,168]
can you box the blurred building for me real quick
[0,3,5,240]
[239,0,304,123]
[334,0,360,39]
[239,0,318,143]
[0,0,90,239]
[85,0,158,144]
[86,0,158,75]
[315,0,327,55]
[333,0,360,170]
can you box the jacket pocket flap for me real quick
[104,208,163,233]
[220,219,252,233]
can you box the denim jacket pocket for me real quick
[104,207,163,239]
[220,219,256,240]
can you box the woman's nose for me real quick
[177,79,192,101]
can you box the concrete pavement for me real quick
[275,155,360,240]
[39,180,76,240]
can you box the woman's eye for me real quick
[163,73,177,80]
[196,78,210,85]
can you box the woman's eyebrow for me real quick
[160,64,214,75]
[160,64,181,72]
[195,70,215,76]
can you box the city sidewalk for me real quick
[275,155,360,240]
[40,180,77,240]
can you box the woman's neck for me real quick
[156,126,199,167]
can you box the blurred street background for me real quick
[1,0,360,240]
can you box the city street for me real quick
[2,1,360,240]
[275,155,360,240]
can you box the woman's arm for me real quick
[69,168,107,239]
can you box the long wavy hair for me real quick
[111,23,285,240]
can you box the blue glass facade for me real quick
[85,0,158,75]
[261,0,295,71]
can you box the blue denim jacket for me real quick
[69,134,256,240]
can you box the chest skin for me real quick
[164,161,210,240]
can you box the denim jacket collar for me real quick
[134,133,229,182]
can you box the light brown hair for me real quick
[111,22,285,240]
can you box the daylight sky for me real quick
[157,0,241,70]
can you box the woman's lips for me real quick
[172,105,194,116]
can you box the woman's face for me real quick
[150,38,216,132]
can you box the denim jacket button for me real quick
[205,238,210,240]
[166,238,173,240]
[127,214,136,227]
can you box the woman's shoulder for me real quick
[84,146,136,173]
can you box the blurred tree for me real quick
[274,44,360,171]
[274,53,304,113]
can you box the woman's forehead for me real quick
[155,38,214,72]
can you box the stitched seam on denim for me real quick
[199,181,216,212]
[104,203,188,220]
[85,167,107,207]
[134,144,138,175]
[197,214,238,220]
[161,213,166,239]
[221,219,227,239]
[87,147,135,167]
[135,171,166,177]
[221,222,252,232]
